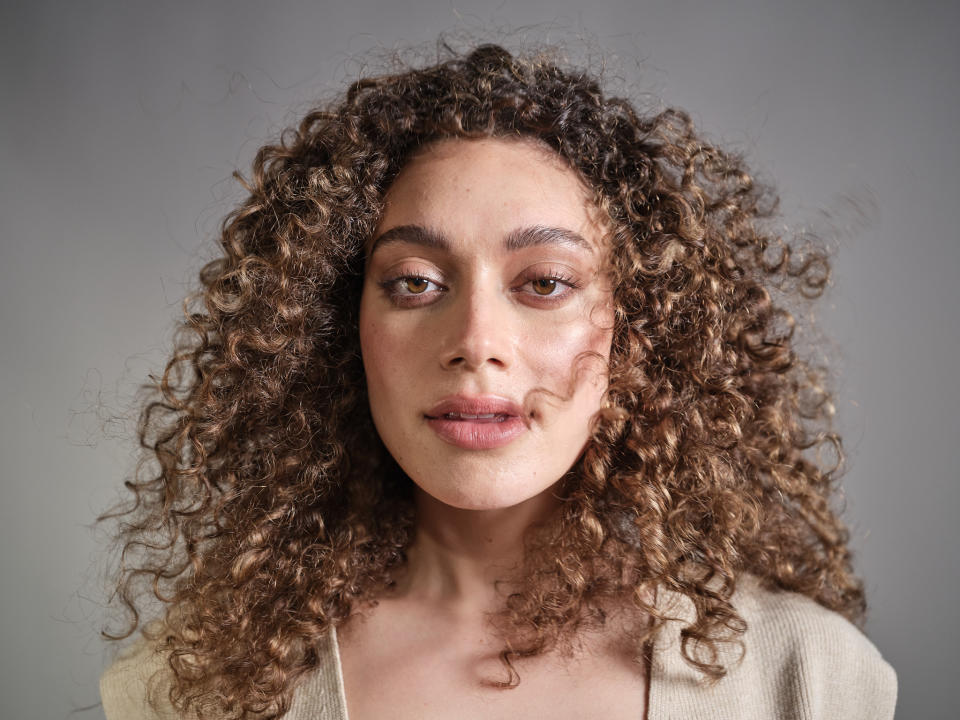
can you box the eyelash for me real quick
[378,270,582,308]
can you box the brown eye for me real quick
[405,277,430,294]
[532,278,558,295]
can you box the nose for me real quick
[439,279,516,371]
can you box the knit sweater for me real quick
[101,575,897,719]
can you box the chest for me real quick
[337,610,649,720]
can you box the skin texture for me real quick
[359,137,614,515]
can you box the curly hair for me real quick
[103,42,865,718]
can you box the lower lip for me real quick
[425,415,527,450]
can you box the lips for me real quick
[424,395,528,449]
[425,395,525,420]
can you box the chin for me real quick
[437,493,528,512]
[413,470,562,512]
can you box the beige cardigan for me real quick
[101,576,897,719]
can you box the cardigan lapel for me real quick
[285,628,350,720]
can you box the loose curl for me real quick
[103,42,865,718]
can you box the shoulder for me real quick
[100,626,347,720]
[100,630,184,720]
[650,575,898,720]
[732,575,897,716]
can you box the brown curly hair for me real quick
[103,42,865,718]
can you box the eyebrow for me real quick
[368,224,595,256]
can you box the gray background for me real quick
[1,1,956,718]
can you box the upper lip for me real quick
[425,395,524,419]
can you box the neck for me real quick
[396,484,563,616]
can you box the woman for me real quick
[100,44,897,719]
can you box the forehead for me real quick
[371,137,607,252]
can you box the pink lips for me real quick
[424,395,528,450]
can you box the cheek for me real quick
[358,297,393,407]
[358,296,426,418]
[525,300,614,397]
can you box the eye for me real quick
[401,277,433,294]
[517,271,582,302]
[530,278,560,296]
[383,274,442,296]
[378,274,446,307]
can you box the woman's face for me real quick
[359,137,614,511]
